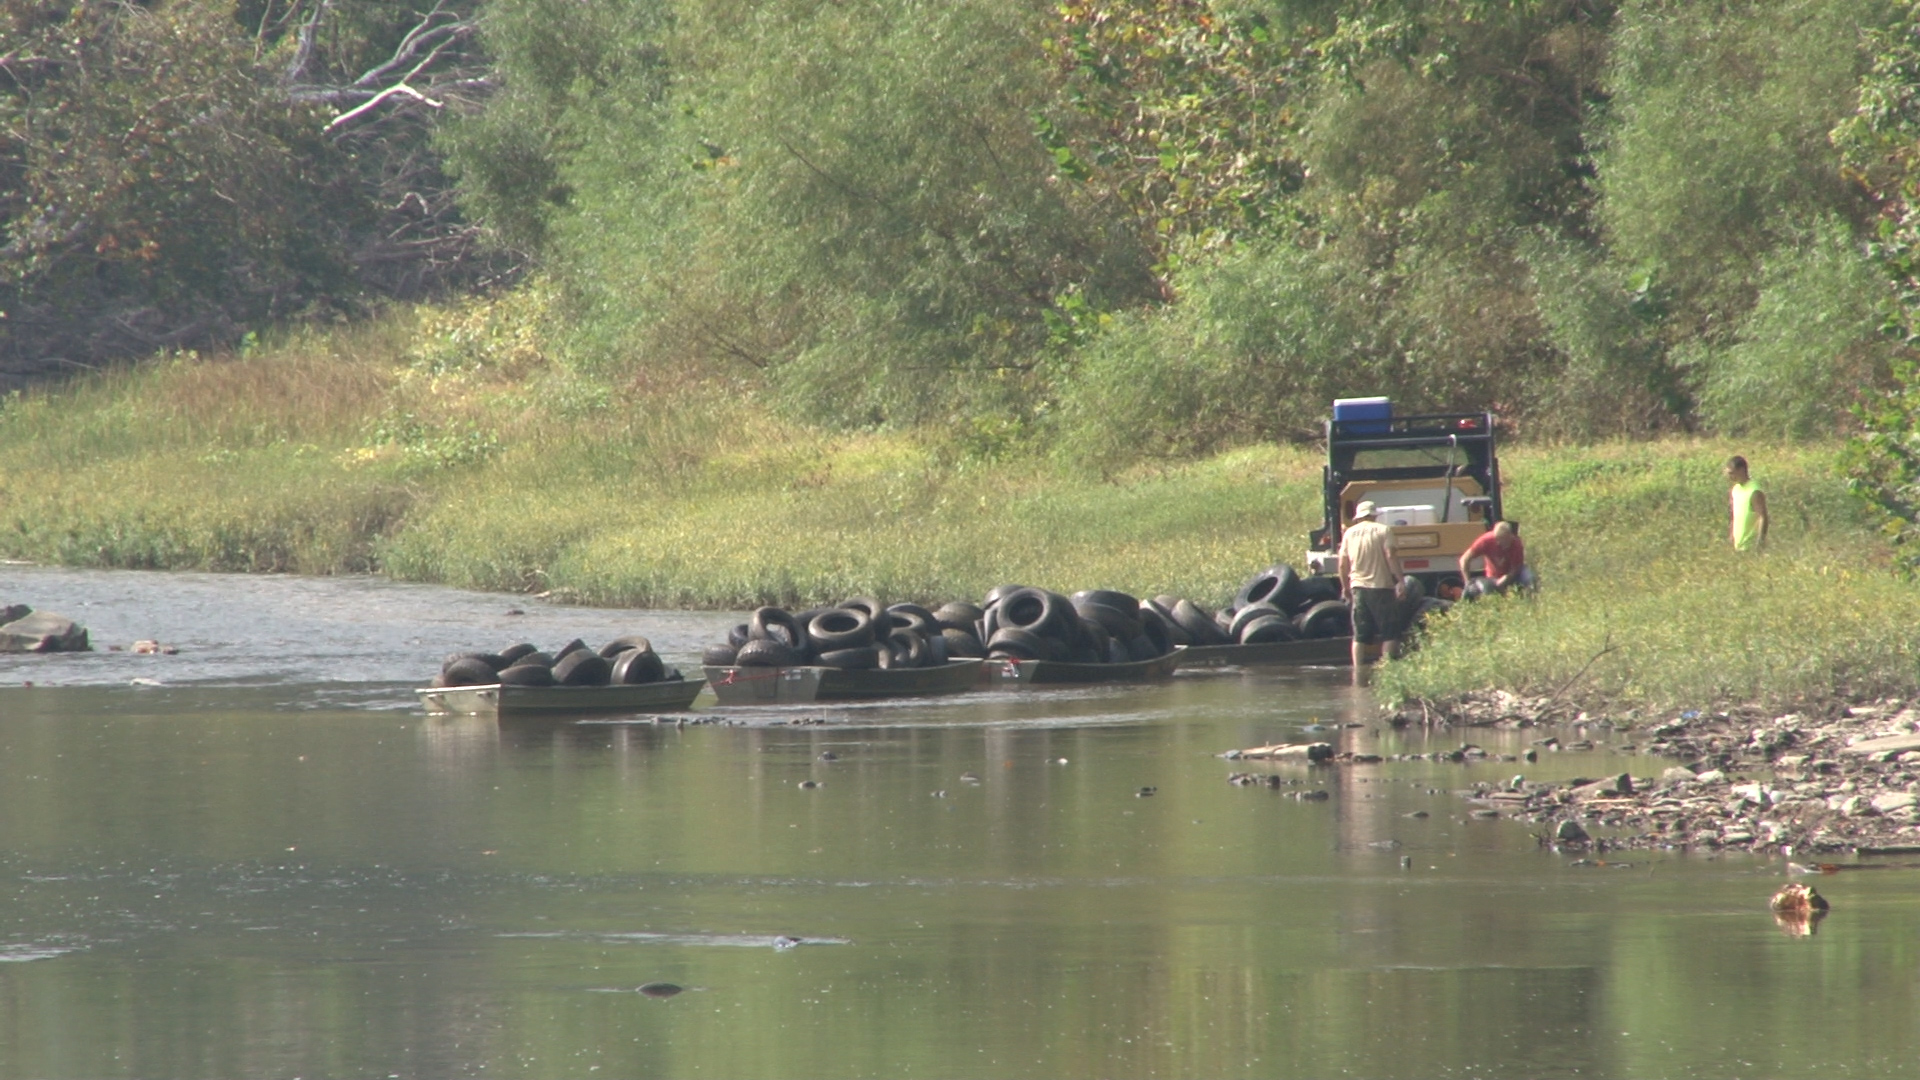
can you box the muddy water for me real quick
[1,567,1918,1079]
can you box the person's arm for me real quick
[1729,489,1739,548]
[1338,550,1352,599]
[1754,490,1769,547]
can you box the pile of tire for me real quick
[432,636,682,688]
[976,586,1178,663]
[702,599,983,671]
[1151,564,1450,646]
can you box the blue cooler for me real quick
[1333,396,1392,435]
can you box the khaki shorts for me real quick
[1350,587,1400,645]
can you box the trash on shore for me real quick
[1222,742,1333,762]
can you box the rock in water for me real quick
[0,610,90,653]
[1555,819,1592,843]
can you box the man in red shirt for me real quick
[1458,521,1534,598]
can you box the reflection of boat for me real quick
[703,660,983,705]
[981,650,1180,686]
[1173,637,1353,669]
[417,679,706,719]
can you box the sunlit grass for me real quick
[3,322,1917,710]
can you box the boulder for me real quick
[0,610,90,653]
[1870,792,1918,815]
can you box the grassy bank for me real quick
[1,323,1916,710]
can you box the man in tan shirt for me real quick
[1337,499,1401,681]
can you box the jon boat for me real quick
[417,678,706,719]
[703,658,984,705]
[980,649,1181,686]
[1173,636,1354,669]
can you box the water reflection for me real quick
[0,569,1917,1077]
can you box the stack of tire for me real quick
[432,636,681,688]
[1158,564,1450,645]
[976,586,1177,664]
[703,599,984,671]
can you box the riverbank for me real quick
[1385,690,1920,856]
[1,332,1917,714]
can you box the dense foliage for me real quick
[8,0,1919,467]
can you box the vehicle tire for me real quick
[926,630,949,665]
[1139,602,1187,646]
[1229,602,1289,641]
[1288,575,1343,614]
[987,626,1049,660]
[837,596,885,621]
[750,606,808,651]
[815,645,881,670]
[1136,608,1174,656]
[1294,600,1352,639]
[703,643,740,667]
[553,638,589,661]
[597,635,652,659]
[1125,635,1159,662]
[1237,614,1301,644]
[981,584,1028,609]
[726,623,751,649]
[440,657,498,687]
[998,588,1071,639]
[554,650,612,686]
[497,643,539,667]
[886,603,939,637]
[808,608,875,650]
[1172,600,1230,646]
[933,602,983,632]
[1151,595,1182,617]
[889,628,932,668]
[443,651,506,673]
[610,648,665,684]
[1106,638,1131,664]
[941,628,984,658]
[498,662,556,687]
[1070,590,1141,618]
[514,651,556,670]
[1074,599,1142,641]
[734,638,800,667]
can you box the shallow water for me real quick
[2,566,1918,1079]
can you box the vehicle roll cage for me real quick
[1309,410,1502,550]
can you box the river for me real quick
[0,566,1916,1079]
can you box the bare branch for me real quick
[324,83,444,134]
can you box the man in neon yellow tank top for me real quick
[1726,455,1769,551]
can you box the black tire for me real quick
[515,651,556,670]
[981,584,1027,609]
[1070,590,1141,618]
[1073,599,1142,641]
[838,596,885,621]
[941,628,984,658]
[1229,602,1288,640]
[726,623,751,649]
[1136,607,1174,656]
[932,602,983,631]
[926,630,949,665]
[1294,599,1353,639]
[987,626,1049,660]
[1125,635,1158,662]
[808,608,875,650]
[443,651,507,673]
[1151,595,1182,616]
[554,650,612,686]
[703,643,740,667]
[498,662,556,687]
[1288,575,1343,614]
[1235,565,1302,611]
[750,606,808,651]
[440,657,498,687]
[1237,614,1301,644]
[497,642,539,666]
[1106,638,1131,664]
[610,648,665,684]
[885,603,939,636]
[1171,600,1230,646]
[553,638,589,661]
[734,638,800,667]
[1139,603,1188,647]
[889,628,932,668]
[998,588,1071,639]
[815,645,881,670]
[597,635,652,659]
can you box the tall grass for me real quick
[4,323,1918,710]
[1375,441,1920,710]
